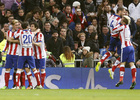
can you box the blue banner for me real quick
[0,68,139,89]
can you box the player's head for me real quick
[11,19,19,30]
[22,22,29,29]
[121,15,131,25]
[116,7,125,17]
[30,22,39,32]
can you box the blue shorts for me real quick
[5,55,18,69]
[17,56,36,69]
[35,58,46,69]
[121,46,135,63]
[108,37,121,55]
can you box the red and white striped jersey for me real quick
[14,30,34,56]
[112,24,132,49]
[3,30,20,55]
[109,14,121,36]
[33,32,46,59]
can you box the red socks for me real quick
[131,66,137,82]
[27,72,32,86]
[34,70,41,86]
[16,70,21,87]
[119,65,125,82]
[41,71,46,87]
[20,71,25,86]
[13,71,16,86]
[5,71,10,87]
[112,57,121,72]
[100,52,112,64]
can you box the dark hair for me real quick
[0,3,4,6]
[30,22,39,29]
[65,4,71,8]
[32,10,40,15]
[117,7,124,13]
[8,15,14,18]
[18,9,24,12]
[6,9,13,14]
[44,9,51,13]
[22,22,29,29]
[90,32,98,40]
[75,22,81,26]
[53,4,60,10]
[52,30,58,34]
[44,21,51,25]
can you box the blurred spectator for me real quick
[11,0,25,17]
[46,31,63,59]
[15,9,25,22]
[73,41,82,58]
[1,9,13,26]
[72,22,83,41]
[125,9,137,41]
[98,25,110,48]
[1,0,15,10]
[0,29,4,42]
[68,0,85,14]
[78,33,88,50]
[87,32,100,59]
[24,0,43,14]
[85,25,96,40]
[111,3,116,9]
[8,15,14,30]
[61,21,73,37]
[97,0,109,30]
[50,17,59,32]
[59,46,75,67]
[84,0,96,15]
[52,4,66,26]
[46,0,56,14]
[73,8,88,30]
[43,21,52,45]
[59,28,74,50]
[113,0,127,13]
[80,46,93,67]
[0,3,5,24]
[42,9,53,25]
[0,23,9,42]
[128,0,140,22]
[28,10,43,31]
[91,18,101,34]
[59,0,67,11]
[63,4,74,29]
[72,1,81,14]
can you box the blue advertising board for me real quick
[0,68,139,89]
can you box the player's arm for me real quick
[32,40,42,47]
[112,24,124,33]
[1,41,9,55]
[7,37,20,43]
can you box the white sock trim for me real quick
[131,65,136,69]
[17,70,21,74]
[33,70,37,74]
[5,71,10,73]
[120,65,125,68]
[41,71,46,74]
[27,72,32,75]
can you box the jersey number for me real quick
[23,35,32,44]
[110,20,114,29]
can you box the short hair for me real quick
[18,9,24,12]
[65,4,71,8]
[75,22,81,26]
[117,7,124,13]
[44,9,51,13]
[32,10,40,15]
[53,4,60,10]
[78,33,86,38]
[44,21,51,25]
[22,22,29,29]
[60,27,67,31]
[30,22,39,29]
[11,20,19,25]
[6,9,13,14]
[52,30,58,34]
[8,15,14,18]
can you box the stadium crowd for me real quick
[0,0,140,68]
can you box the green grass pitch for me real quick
[0,89,140,100]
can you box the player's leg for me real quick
[95,37,116,72]
[15,56,26,89]
[25,67,33,89]
[1,55,13,89]
[20,69,26,89]
[28,56,42,89]
[128,46,136,89]
[12,55,18,89]
[35,59,46,88]
[115,62,125,87]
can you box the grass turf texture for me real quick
[0,89,140,100]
